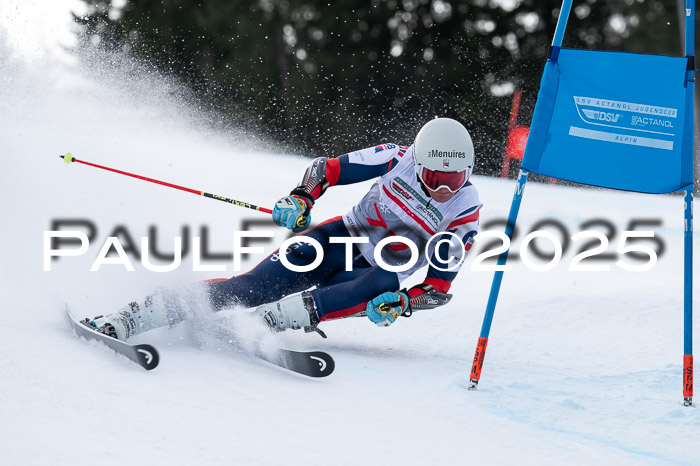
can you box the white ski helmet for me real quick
[413,118,475,192]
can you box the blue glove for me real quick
[366,291,409,327]
[273,195,313,233]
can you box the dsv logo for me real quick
[582,109,621,123]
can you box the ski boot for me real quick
[80,295,174,341]
[81,310,134,341]
[253,291,326,338]
[80,316,119,339]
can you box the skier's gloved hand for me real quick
[273,194,313,233]
[366,291,409,327]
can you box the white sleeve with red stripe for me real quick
[346,143,408,166]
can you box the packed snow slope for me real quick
[1,49,699,466]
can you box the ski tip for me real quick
[61,153,73,163]
[320,357,335,377]
[135,345,160,370]
[305,351,335,377]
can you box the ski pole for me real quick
[60,153,273,214]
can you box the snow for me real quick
[1,28,699,466]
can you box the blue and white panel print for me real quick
[522,48,693,193]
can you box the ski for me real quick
[256,348,335,378]
[66,305,331,375]
[211,324,334,377]
[66,305,160,370]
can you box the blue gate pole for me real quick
[469,170,528,388]
[551,0,574,52]
[683,191,694,406]
[682,0,695,407]
[468,0,573,390]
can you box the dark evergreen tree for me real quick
[73,0,682,175]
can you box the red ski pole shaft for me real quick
[60,153,273,214]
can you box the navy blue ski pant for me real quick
[205,217,400,319]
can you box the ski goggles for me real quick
[418,166,468,193]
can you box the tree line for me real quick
[74,0,682,175]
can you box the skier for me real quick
[84,117,482,340]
